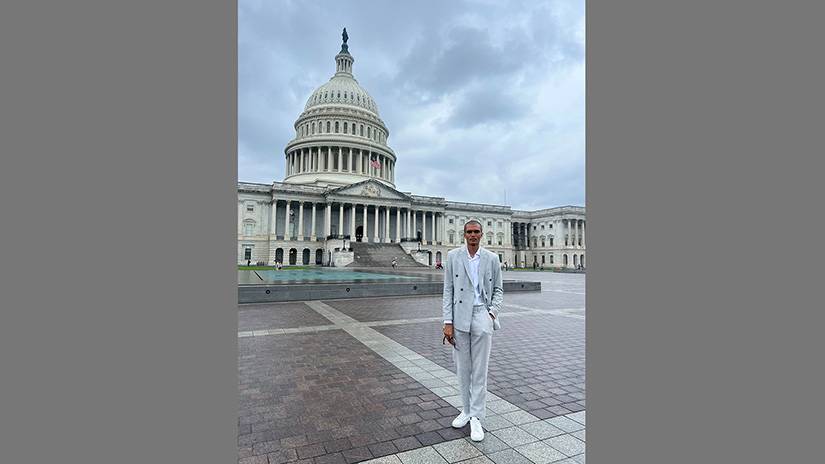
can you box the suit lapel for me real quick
[461,247,472,283]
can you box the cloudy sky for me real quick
[239,0,584,210]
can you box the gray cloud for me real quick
[239,0,584,209]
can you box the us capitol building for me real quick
[238,30,586,269]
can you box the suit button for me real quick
[460,288,463,291]
[459,300,462,303]
[455,274,459,277]
[489,279,492,282]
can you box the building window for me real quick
[487,233,492,246]
[550,237,554,246]
[351,123,356,135]
[487,221,492,226]
[448,218,453,224]
[541,225,545,230]
[542,255,546,264]
[343,122,348,133]
[244,248,252,260]
[335,121,339,133]
[549,224,553,228]
[243,223,254,236]
[498,221,502,228]
[246,204,254,212]
[326,121,331,132]
[542,239,546,247]
[448,232,454,244]
[311,122,315,134]
[550,255,554,264]
[368,126,371,138]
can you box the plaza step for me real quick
[348,242,425,268]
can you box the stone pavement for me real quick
[239,271,585,464]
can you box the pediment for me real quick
[329,180,410,201]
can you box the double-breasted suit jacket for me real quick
[442,246,504,332]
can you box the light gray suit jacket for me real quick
[442,246,504,332]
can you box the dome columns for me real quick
[284,145,395,186]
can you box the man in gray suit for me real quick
[442,219,504,441]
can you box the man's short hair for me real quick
[463,219,483,233]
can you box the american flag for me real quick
[370,157,380,169]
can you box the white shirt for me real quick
[467,249,484,306]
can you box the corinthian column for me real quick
[284,200,291,239]
[310,202,316,240]
[384,205,390,243]
[338,203,344,237]
[362,203,368,241]
[276,198,278,236]
[373,205,379,243]
[297,202,304,240]
[422,211,427,243]
[395,207,401,242]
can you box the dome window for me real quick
[337,91,340,98]
[326,121,331,132]
[335,121,339,133]
[343,122,348,133]
[367,126,371,138]
[360,124,364,136]
[311,122,315,134]
[351,123,356,135]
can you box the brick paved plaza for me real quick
[238,272,585,464]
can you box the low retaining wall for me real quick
[238,280,541,304]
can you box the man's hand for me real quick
[442,323,455,346]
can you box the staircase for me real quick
[348,242,425,268]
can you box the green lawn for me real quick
[237,265,314,271]
[508,267,568,272]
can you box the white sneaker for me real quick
[470,417,484,441]
[451,411,472,428]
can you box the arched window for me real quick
[326,121,331,132]
[343,122,348,133]
[360,124,364,136]
[367,126,371,138]
[486,232,493,246]
[448,230,455,244]
[311,122,315,134]
[335,121,339,133]
[550,255,554,264]
[351,123,356,135]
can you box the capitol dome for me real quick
[283,29,396,188]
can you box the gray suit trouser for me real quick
[453,304,494,419]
